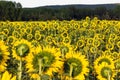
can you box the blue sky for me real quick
[9,0,120,8]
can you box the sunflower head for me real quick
[90,47,98,54]
[103,50,111,55]
[108,38,115,44]
[94,55,114,70]
[87,38,93,46]
[64,52,89,79]
[101,67,112,78]
[6,36,16,45]
[64,58,82,77]
[117,41,120,48]
[0,32,7,41]
[45,36,53,44]
[92,39,100,47]
[82,21,89,28]
[60,43,73,57]
[12,31,21,39]
[106,43,114,50]
[15,43,29,57]
[63,37,71,44]
[12,39,33,60]
[0,41,9,72]
[20,28,26,34]
[34,33,41,41]
[114,59,120,70]
[110,33,117,39]
[62,31,68,37]
[26,46,63,78]
[31,40,39,47]
[110,52,119,60]
[54,35,63,43]
[77,39,84,48]
[1,71,16,80]
[26,27,32,34]
[3,29,9,35]
[32,51,55,71]
[96,63,115,80]
[95,34,104,40]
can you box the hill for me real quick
[31,4,119,9]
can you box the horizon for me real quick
[7,0,120,8]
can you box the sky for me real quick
[8,0,120,8]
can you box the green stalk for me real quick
[115,65,118,80]
[0,73,1,79]
[1,35,4,41]
[69,64,73,80]
[18,50,23,80]
[18,57,22,80]
[107,71,111,80]
[38,59,42,80]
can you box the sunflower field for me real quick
[0,17,120,80]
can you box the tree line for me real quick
[0,1,120,21]
[0,1,22,21]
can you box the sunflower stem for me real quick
[1,35,4,41]
[0,73,1,79]
[18,57,22,80]
[107,71,111,80]
[61,51,65,59]
[69,64,73,80]
[38,59,42,80]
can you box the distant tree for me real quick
[94,6,107,19]
[0,1,22,21]
[15,2,22,20]
[114,5,120,19]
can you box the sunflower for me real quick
[0,71,16,80]
[12,31,21,39]
[106,43,114,50]
[3,29,9,36]
[0,32,7,41]
[82,21,89,28]
[117,41,120,48]
[92,39,101,47]
[110,52,119,60]
[45,36,53,45]
[26,34,33,41]
[12,39,33,60]
[26,46,63,79]
[103,50,111,55]
[6,36,16,45]
[0,41,9,72]
[87,38,93,46]
[34,33,41,41]
[77,39,84,48]
[114,59,120,71]
[59,43,73,58]
[96,63,115,80]
[25,27,32,34]
[62,31,68,37]
[90,46,98,54]
[94,34,104,40]
[94,54,114,70]
[63,37,71,45]
[31,40,39,47]
[63,52,89,80]
[20,28,26,34]
[53,35,63,44]
[110,33,117,39]
[108,38,115,44]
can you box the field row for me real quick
[0,17,120,80]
